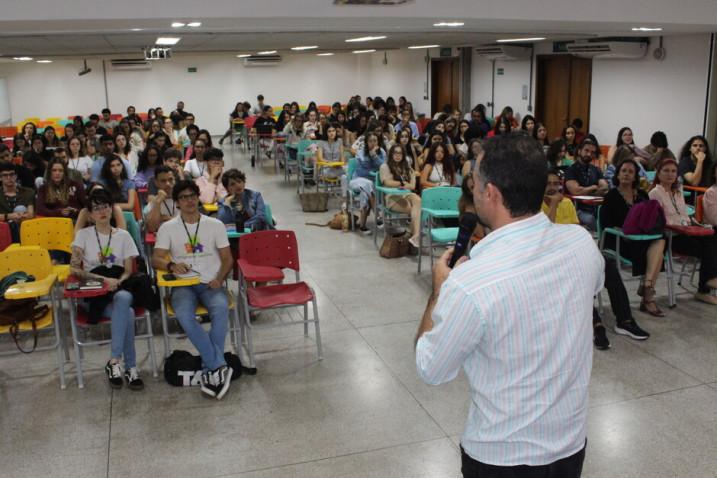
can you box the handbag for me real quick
[163,350,256,387]
[299,192,329,212]
[0,271,47,353]
[380,231,411,259]
[622,200,666,235]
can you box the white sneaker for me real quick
[212,365,233,401]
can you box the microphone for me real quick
[449,213,479,268]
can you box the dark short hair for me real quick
[100,134,114,143]
[172,180,200,202]
[53,147,68,156]
[578,137,598,153]
[204,147,224,162]
[221,168,246,189]
[650,131,668,149]
[163,148,183,161]
[612,158,641,189]
[88,188,114,211]
[89,114,100,121]
[546,167,562,179]
[101,108,111,114]
[257,94,264,101]
[154,165,173,178]
[478,133,547,217]
[0,162,15,173]
[571,118,584,129]
[262,105,272,113]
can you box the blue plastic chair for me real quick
[418,187,461,273]
[373,172,413,247]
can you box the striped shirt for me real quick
[416,213,604,466]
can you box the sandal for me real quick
[640,285,666,317]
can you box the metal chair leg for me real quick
[312,296,323,360]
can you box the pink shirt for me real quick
[648,184,690,226]
[703,185,717,226]
[196,173,228,205]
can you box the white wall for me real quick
[469,34,712,149]
[0,50,432,134]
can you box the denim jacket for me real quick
[217,189,269,230]
[353,148,386,180]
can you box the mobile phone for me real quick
[164,273,177,281]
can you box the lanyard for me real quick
[94,226,113,264]
[162,199,175,217]
[181,215,201,254]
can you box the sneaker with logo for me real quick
[124,367,145,391]
[105,361,123,389]
[614,320,650,340]
[200,371,217,398]
[593,324,611,350]
[213,365,233,401]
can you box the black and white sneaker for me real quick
[359,226,371,235]
[212,365,233,401]
[200,371,217,398]
[615,320,650,340]
[124,367,145,391]
[105,361,123,389]
[593,324,611,350]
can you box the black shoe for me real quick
[594,324,611,350]
[359,226,371,235]
[615,320,650,340]
[251,156,256,167]
[200,371,217,398]
[212,365,233,401]
[376,219,384,229]
[105,361,124,389]
[124,367,145,391]
[219,138,225,145]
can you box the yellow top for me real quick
[202,203,218,213]
[541,198,579,225]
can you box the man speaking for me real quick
[415,133,604,477]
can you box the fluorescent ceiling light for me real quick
[171,22,185,28]
[156,37,181,45]
[13,56,33,61]
[187,22,201,27]
[352,49,376,54]
[317,53,335,56]
[408,44,439,49]
[496,37,546,43]
[632,27,662,32]
[130,28,144,32]
[345,35,386,43]
[236,54,251,58]
[433,22,464,27]
[291,45,318,51]
[257,50,277,55]
[36,60,53,63]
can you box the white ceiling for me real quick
[0,0,716,57]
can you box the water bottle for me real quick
[232,199,245,233]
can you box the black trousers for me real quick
[671,233,717,293]
[460,443,586,478]
[593,255,632,326]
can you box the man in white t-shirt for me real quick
[145,165,179,233]
[152,180,235,400]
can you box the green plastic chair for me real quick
[264,203,274,228]
[373,172,413,247]
[418,187,461,273]
[122,211,142,252]
[296,139,317,192]
[645,171,656,182]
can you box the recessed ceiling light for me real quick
[433,22,464,27]
[130,28,144,32]
[257,50,277,55]
[496,37,546,43]
[632,27,662,32]
[36,60,53,63]
[352,49,376,54]
[317,53,335,56]
[171,22,186,28]
[187,22,201,27]
[13,57,33,61]
[345,35,387,43]
[291,45,319,51]
[236,54,251,58]
[408,44,440,49]
[156,37,181,45]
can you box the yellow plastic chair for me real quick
[0,247,65,388]
[19,217,74,282]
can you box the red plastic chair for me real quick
[0,222,11,252]
[236,230,322,367]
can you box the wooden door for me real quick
[535,56,592,141]
[431,58,459,116]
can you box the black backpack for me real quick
[163,350,257,387]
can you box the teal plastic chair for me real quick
[373,172,413,247]
[122,211,142,252]
[58,119,73,127]
[264,203,275,228]
[345,158,361,230]
[296,139,317,193]
[645,171,656,182]
[418,187,461,273]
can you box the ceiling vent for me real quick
[242,55,282,67]
[110,58,152,71]
[474,45,532,61]
[566,41,647,59]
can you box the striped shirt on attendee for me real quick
[416,213,604,466]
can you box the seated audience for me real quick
[217,169,269,231]
[607,127,650,167]
[184,138,208,179]
[303,110,321,140]
[196,148,228,205]
[494,106,519,129]
[160,148,188,187]
[601,159,666,316]
[564,138,609,230]
[36,158,85,220]
[561,125,578,161]
[350,132,385,234]
[546,139,570,169]
[542,168,578,225]
[380,145,422,247]
[649,158,717,305]
[67,137,93,183]
[133,145,162,189]
[43,125,61,149]
[604,145,647,187]
[70,188,143,390]
[644,131,675,170]
[316,124,345,179]
[51,147,83,184]
[420,143,456,189]
[151,180,234,399]
[393,110,419,139]
[0,162,35,241]
[145,166,178,233]
[91,135,132,182]
[678,135,714,188]
[520,115,535,135]
[488,116,511,138]
[74,182,127,233]
[97,108,119,132]
[0,144,35,189]
[100,156,136,212]
[115,133,139,177]
[460,139,483,179]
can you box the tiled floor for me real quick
[2,146,717,478]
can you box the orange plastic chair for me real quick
[317,105,331,114]
[696,195,705,223]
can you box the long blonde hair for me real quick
[44,158,71,204]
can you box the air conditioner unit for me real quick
[566,41,647,59]
[110,58,152,71]
[475,45,532,61]
[242,55,282,67]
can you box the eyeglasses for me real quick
[90,203,111,212]
[0,172,16,178]
[177,193,198,201]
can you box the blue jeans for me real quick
[577,209,597,232]
[171,285,229,371]
[103,290,137,368]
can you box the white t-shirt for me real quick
[72,227,139,270]
[145,197,179,219]
[155,214,230,283]
[68,156,94,176]
[183,158,207,179]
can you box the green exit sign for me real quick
[497,68,504,75]
[187,67,197,73]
